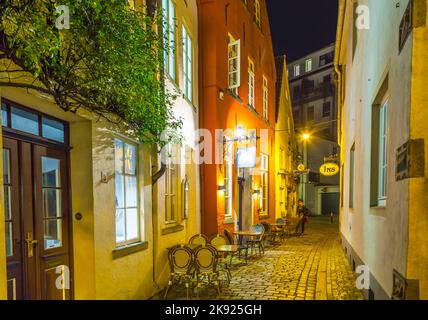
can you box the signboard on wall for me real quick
[320,162,340,177]
[236,146,256,168]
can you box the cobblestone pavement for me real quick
[161,216,364,300]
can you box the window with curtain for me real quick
[248,58,255,107]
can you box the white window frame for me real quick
[182,25,193,102]
[162,0,176,80]
[248,58,255,108]
[228,36,241,93]
[378,99,388,206]
[224,139,233,219]
[305,58,312,72]
[115,138,141,247]
[262,76,268,120]
[260,153,269,214]
[294,64,300,77]
[254,0,261,27]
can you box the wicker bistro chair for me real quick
[164,245,195,299]
[260,222,277,244]
[209,234,231,283]
[274,218,287,240]
[189,234,209,246]
[193,245,222,299]
[224,229,249,264]
[247,224,265,256]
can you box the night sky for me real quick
[267,0,339,62]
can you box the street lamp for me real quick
[302,132,311,141]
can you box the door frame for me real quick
[1,99,74,300]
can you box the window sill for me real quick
[112,241,148,260]
[259,213,269,220]
[369,205,387,217]
[227,89,243,104]
[162,224,185,235]
[224,217,234,225]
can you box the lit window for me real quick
[162,0,176,80]
[254,0,261,27]
[165,144,179,223]
[260,153,269,214]
[115,139,140,246]
[248,58,255,107]
[305,59,312,72]
[182,26,193,102]
[294,65,300,77]
[224,140,233,219]
[263,76,268,120]
[228,35,241,95]
[378,100,388,205]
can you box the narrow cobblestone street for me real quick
[163,216,364,300]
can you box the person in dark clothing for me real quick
[295,199,309,236]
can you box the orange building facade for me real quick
[198,0,277,235]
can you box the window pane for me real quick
[1,103,8,127]
[3,149,10,184]
[6,222,13,257]
[4,186,11,220]
[11,107,39,135]
[125,176,138,208]
[42,117,65,142]
[115,139,124,174]
[124,143,136,175]
[43,189,62,218]
[115,174,125,209]
[42,157,61,188]
[44,219,62,249]
[125,208,139,241]
[116,209,125,244]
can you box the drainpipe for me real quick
[151,158,166,293]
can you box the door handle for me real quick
[25,232,38,258]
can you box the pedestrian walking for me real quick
[295,199,309,236]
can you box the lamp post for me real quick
[300,132,311,203]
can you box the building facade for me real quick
[198,0,277,235]
[0,0,200,300]
[275,56,298,220]
[288,44,340,216]
[335,0,428,300]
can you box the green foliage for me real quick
[0,0,182,144]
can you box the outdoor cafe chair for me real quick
[261,222,277,244]
[275,218,288,240]
[164,245,194,300]
[210,234,231,281]
[247,224,265,256]
[193,245,222,299]
[189,234,209,246]
[224,229,249,264]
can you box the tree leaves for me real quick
[0,0,182,145]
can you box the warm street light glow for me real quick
[302,133,311,141]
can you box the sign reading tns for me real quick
[320,162,339,176]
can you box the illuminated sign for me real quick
[320,162,339,176]
[297,164,305,171]
[236,147,256,168]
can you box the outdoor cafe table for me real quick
[215,244,240,267]
[232,231,261,246]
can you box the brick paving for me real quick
[160,216,364,300]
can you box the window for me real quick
[248,58,255,107]
[262,76,268,120]
[305,59,312,72]
[322,102,331,117]
[378,100,388,205]
[293,109,300,124]
[294,64,300,77]
[254,0,261,27]
[182,25,193,102]
[162,0,176,80]
[3,149,12,257]
[224,140,233,219]
[165,144,179,223]
[319,52,334,66]
[228,35,241,94]
[349,143,355,209]
[307,106,314,121]
[2,101,66,143]
[260,154,269,214]
[115,139,140,246]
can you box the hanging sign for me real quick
[320,162,340,176]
